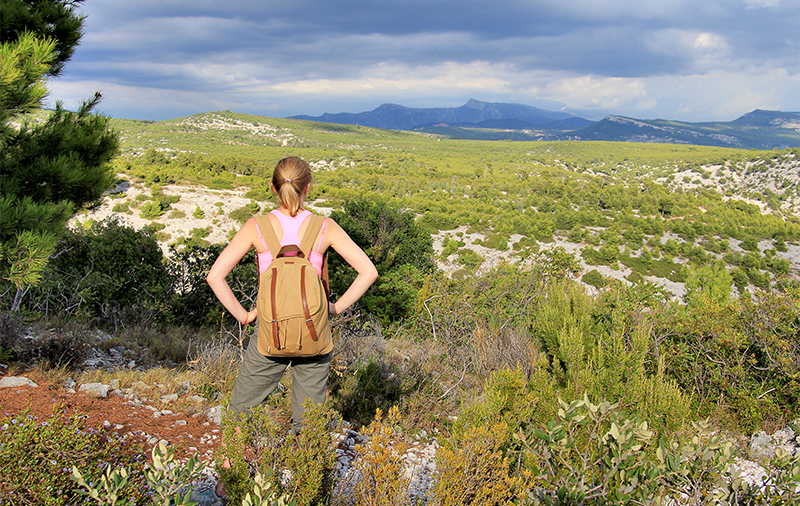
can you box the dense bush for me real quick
[12,217,171,325]
[329,197,435,324]
[663,289,800,432]
[168,243,258,327]
[218,402,340,506]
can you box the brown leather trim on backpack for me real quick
[300,265,318,343]
[321,253,330,299]
[270,267,280,350]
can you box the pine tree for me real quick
[0,0,119,310]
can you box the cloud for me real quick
[49,0,798,122]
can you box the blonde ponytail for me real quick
[272,156,312,216]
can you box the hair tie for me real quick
[284,178,292,184]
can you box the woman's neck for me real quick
[275,206,304,216]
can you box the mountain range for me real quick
[290,100,800,150]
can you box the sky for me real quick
[46,0,800,123]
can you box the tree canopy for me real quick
[0,0,118,309]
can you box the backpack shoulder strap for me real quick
[299,215,325,257]
[254,214,282,257]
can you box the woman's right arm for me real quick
[206,218,259,325]
[324,219,378,315]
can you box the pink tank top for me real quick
[255,210,326,276]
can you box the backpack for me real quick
[254,214,332,358]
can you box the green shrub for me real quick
[218,402,340,506]
[663,289,800,431]
[457,248,482,268]
[522,395,663,505]
[169,244,257,327]
[329,197,435,324]
[192,205,205,219]
[0,407,148,505]
[111,201,131,214]
[139,200,168,219]
[19,217,171,323]
[229,201,261,224]
[330,359,403,428]
[72,442,206,506]
[582,269,606,288]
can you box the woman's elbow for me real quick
[206,269,221,288]
[366,266,379,285]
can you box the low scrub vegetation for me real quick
[2,193,799,504]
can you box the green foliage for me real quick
[330,359,403,428]
[192,205,205,219]
[19,218,171,322]
[662,289,800,431]
[218,402,340,506]
[72,441,206,506]
[0,406,148,505]
[330,197,434,323]
[0,32,55,124]
[0,95,118,292]
[0,0,85,78]
[457,367,543,449]
[522,395,663,505]
[684,260,733,304]
[229,201,261,224]
[139,199,168,219]
[582,269,606,289]
[1,4,117,295]
[169,243,258,327]
[456,248,483,268]
[532,281,690,435]
[111,201,131,214]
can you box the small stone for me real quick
[109,379,121,390]
[206,405,222,425]
[0,376,38,388]
[78,383,109,398]
[161,394,179,404]
[176,380,191,396]
[131,380,149,391]
[174,420,187,426]
[64,377,76,389]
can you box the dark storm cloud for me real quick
[49,0,799,121]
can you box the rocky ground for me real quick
[77,177,800,302]
[0,369,440,505]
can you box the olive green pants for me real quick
[229,333,331,434]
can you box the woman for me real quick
[207,156,378,434]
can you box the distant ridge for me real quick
[290,100,799,149]
[290,99,580,131]
[559,111,800,150]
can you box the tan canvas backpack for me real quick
[254,214,332,357]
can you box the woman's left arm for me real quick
[206,218,259,325]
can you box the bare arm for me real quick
[206,218,259,325]
[324,218,378,315]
